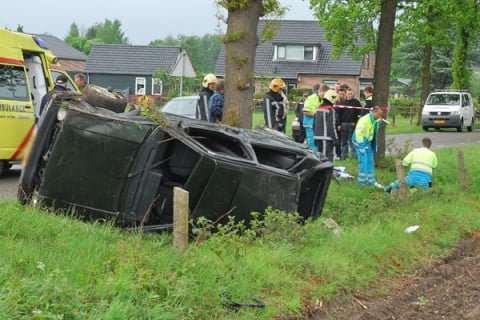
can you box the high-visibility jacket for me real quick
[353,112,380,146]
[303,93,320,114]
[403,147,438,175]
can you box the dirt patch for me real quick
[313,232,480,320]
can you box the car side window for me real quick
[462,95,468,107]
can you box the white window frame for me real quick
[152,78,163,96]
[275,45,317,61]
[323,80,338,87]
[135,77,146,95]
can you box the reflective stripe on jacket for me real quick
[403,147,438,175]
[353,112,380,145]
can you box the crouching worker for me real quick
[384,137,438,193]
[352,107,383,187]
[314,89,338,161]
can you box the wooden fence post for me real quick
[173,187,189,252]
[395,159,408,203]
[458,150,467,191]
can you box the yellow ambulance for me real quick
[0,28,75,176]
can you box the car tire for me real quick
[467,117,474,132]
[422,126,429,132]
[82,85,128,113]
[457,119,463,132]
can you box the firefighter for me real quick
[197,73,217,121]
[263,78,288,132]
[384,137,438,193]
[352,106,383,187]
[313,89,338,161]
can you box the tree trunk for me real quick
[373,0,397,162]
[223,0,263,128]
[452,25,470,89]
[417,43,432,125]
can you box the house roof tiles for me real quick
[84,44,182,75]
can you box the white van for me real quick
[421,90,475,132]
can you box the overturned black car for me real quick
[18,92,333,229]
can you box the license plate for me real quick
[434,120,445,124]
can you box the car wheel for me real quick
[422,126,429,132]
[467,117,474,132]
[457,119,463,132]
[82,85,128,113]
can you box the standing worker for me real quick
[384,137,438,193]
[361,86,374,116]
[197,73,217,121]
[313,89,338,161]
[263,78,288,132]
[352,106,384,187]
[337,88,362,159]
[208,79,225,123]
[39,74,70,117]
[303,84,321,150]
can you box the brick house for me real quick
[215,20,374,97]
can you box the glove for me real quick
[358,147,366,155]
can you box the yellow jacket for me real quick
[403,147,438,175]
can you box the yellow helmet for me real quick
[323,89,339,104]
[202,73,217,88]
[269,78,286,93]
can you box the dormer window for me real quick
[275,45,316,61]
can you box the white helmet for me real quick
[202,73,217,88]
[323,89,339,104]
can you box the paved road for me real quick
[387,129,480,152]
[1,130,479,200]
[0,165,21,201]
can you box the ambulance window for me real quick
[0,65,29,101]
[50,70,75,91]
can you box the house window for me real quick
[287,83,297,91]
[304,46,313,60]
[278,46,286,59]
[276,45,316,60]
[323,80,338,87]
[152,78,163,95]
[135,77,146,95]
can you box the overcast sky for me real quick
[3,0,315,45]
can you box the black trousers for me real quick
[315,139,334,162]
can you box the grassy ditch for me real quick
[1,146,480,319]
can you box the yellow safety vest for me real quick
[303,94,320,114]
[354,113,379,143]
[403,147,438,175]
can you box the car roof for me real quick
[170,95,199,100]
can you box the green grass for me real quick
[1,146,480,319]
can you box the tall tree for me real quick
[310,0,398,159]
[373,0,397,161]
[396,0,454,124]
[216,0,285,128]
[452,0,480,89]
[96,19,129,44]
[67,22,80,38]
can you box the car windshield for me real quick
[426,94,460,106]
[161,98,197,117]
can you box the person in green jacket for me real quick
[384,137,438,192]
[303,84,322,151]
[352,107,383,187]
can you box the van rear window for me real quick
[0,65,29,101]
